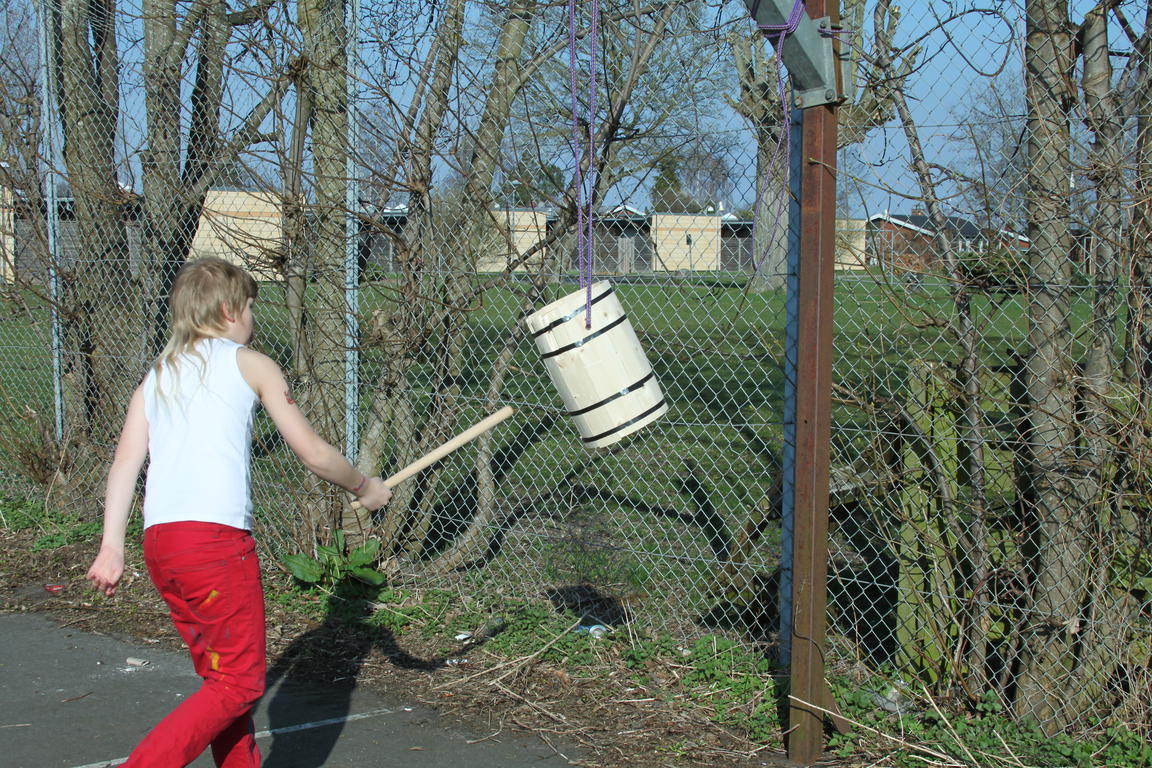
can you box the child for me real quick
[85,257,391,768]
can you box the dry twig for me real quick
[435,619,581,689]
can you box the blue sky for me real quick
[839,0,1146,221]
[13,0,1145,225]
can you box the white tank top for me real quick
[142,337,257,530]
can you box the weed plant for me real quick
[826,678,1152,767]
[1,497,112,550]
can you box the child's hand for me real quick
[352,476,392,512]
[86,546,125,597]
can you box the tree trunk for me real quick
[1127,8,1152,405]
[282,78,312,378]
[858,0,991,698]
[298,0,353,537]
[1013,0,1082,731]
[141,0,217,355]
[1052,3,1140,724]
[751,131,788,289]
[729,29,786,291]
[404,0,539,557]
[892,89,992,703]
[140,1,282,355]
[354,0,467,550]
[53,0,142,504]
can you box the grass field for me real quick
[0,270,1123,634]
[7,272,1152,765]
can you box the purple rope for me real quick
[586,1,599,328]
[567,1,583,302]
[750,0,806,275]
[755,0,806,39]
[568,0,599,328]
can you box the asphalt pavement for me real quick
[0,612,577,768]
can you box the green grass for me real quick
[1,269,1148,768]
[0,293,56,478]
[2,484,1149,765]
[1,272,1126,628]
[0,497,47,530]
[0,496,112,550]
[826,677,1152,767]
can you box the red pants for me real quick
[127,522,266,768]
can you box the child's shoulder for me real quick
[236,346,279,370]
[236,346,285,390]
[236,344,269,360]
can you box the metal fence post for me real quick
[779,98,805,666]
[344,0,361,460]
[788,0,842,762]
[37,0,64,444]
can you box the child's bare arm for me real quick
[238,348,392,511]
[87,385,149,596]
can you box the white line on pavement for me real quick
[68,707,397,768]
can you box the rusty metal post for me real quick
[788,0,840,763]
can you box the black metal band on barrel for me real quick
[567,370,655,417]
[539,313,627,359]
[581,399,666,444]
[530,286,615,339]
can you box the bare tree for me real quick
[0,0,40,185]
[826,1,1147,730]
[347,0,469,548]
[1129,5,1152,401]
[731,0,911,292]
[1012,0,1146,731]
[21,0,286,504]
[140,0,285,354]
[1012,0,1085,730]
[347,0,701,564]
[49,0,140,502]
[863,0,998,701]
[286,0,355,536]
[950,73,1029,232]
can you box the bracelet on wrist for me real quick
[351,475,367,495]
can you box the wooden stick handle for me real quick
[383,405,515,487]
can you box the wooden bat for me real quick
[351,406,515,507]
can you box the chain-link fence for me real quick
[1,0,1150,747]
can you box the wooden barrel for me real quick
[523,280,667,449]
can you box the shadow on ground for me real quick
[262,577,443,768]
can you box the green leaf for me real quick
[283,553,324,584]
[350,566,386,586]
[315,543,340,563]
[347,539,380,567]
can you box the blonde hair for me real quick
[153,257,258,394]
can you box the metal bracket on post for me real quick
[742,1,850,108]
